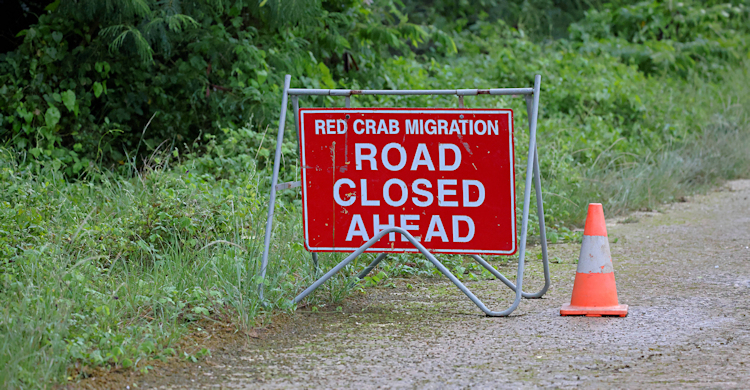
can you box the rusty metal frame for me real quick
[258,74,550,316]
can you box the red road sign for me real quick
[299,108,516,255]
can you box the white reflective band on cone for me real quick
[577,235,614,274]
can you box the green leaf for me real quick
[195,348,210,359]
[139,341,156,354]
[316,62,335,89]
[93,82,103,98]
[192,306,209,315]
[45,0,60,12]
[95,61,110,75]
[257,69,268,85]
[62,90,76,112]
[547,230,559,244]
[89,350,103,364]
[45,106,61,128]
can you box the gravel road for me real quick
[84,180,750,389]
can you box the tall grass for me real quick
[0,140,366,388]
[1,53,749,390]
[539,64,750,223]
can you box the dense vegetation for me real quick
[2,0,750,387]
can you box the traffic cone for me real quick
[560,203,628,317]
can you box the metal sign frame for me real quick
[258,74,550,316]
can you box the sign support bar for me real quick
[258,75,290,301]
[258,74,550,316]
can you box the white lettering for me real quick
[355,143,377,170]
[361,179,380,206]
[365,119,376,134]
[377,119,388,134]
[326,119,335,134]
[353,119,364,134]
[452,215,475,243]
[411,179,433,207]
[333,178,356,206]
[425,215,448,242]
[437,119,448,135]
[389,119,400,134]
[448,120,460,135]
[439,144,462,171]
[382,178,408,207]
[345,214,369,241]
[462,180,485,207]
[425,119,437,135]
[400,215,420,242]
[437,179,458,207]
[488,120,498,135]
[406,119,421,135]
[373,214,396,241]
[381,143,407,171]
[337,119,347,134]
[315,120,325,135]
[474,119,486,135]
[459,119,468,135]
[410,144,435,171]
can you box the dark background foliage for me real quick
[0,1,51,53]
[0,0,748,175]
[2,1,750,386]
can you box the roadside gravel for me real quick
[79,180,750,389]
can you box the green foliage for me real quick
[400,0,611,39]
[3,0,750,387]
[0,0,447,173]
[0,132,366,386]
[4,0,746,174]
[551,63,750,218]
[570,0,750,77]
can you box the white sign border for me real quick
[299,108,516,255]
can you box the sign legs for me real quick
[528,93,552,298]
[356,253,388,280]
[259,75,549,316]
[258,75,291,301]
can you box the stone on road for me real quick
[139,180,750,389]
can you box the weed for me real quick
[0,138,353,387]
[2,4,750,387]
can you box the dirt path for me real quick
[98,181,750,388]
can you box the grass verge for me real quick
[1,66,749,390]
[541,64,750,223]
[0,141,369,387]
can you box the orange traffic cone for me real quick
[560,203,628,317]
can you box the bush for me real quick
[0,0,438,174]
[569,0,750,77]
[3,1,750,387]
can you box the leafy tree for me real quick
[1,0,747,175]
[0,0,435,174]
